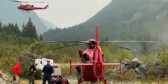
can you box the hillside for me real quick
[43,0,168,43]
[0,0,56,34]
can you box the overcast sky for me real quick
[29,0,112,28]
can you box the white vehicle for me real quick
[52,64,61,76]
[35,58,53,70]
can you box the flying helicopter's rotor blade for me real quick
[101,41,156,43]
[11,0,21,2]
[13,1,20,2]
[11,0,46,3]
[50,43,86,50]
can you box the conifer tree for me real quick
[22,17,37,39]
[14,23,21,36]
[39,34,43,40]
[0,21,2,32]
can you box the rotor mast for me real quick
[96,25,100,47]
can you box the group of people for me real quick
[12,61,54,84]
[12,60,82,84]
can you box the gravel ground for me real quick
[20,79,77,84]
[20,79,168,84]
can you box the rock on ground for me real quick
[0,71,12,84]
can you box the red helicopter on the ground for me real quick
[69,26,122,84]
[12,0,48,11]
[43,26,155,84]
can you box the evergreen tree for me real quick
[0,21,2,32]
[39,34,43,40]
[22,18,37,39]
[141,43,148,55]
[3,25,9,34]
[2,23,21,36]
[7,23,15,35]
[14,23,21,36]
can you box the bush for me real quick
[0,56,19,74]
[106,69,137,81]
[157,45,168,66]
[34,69,42,79]
[146,63,164,79]
[20,59,31,78]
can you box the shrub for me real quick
[20,59,31,78]
[157,45,168,66]
[0,56,19,74]
[34,69,42,79]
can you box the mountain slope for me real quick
[43,0,168,43]
[40,18,57,29]
[0,0,55,34]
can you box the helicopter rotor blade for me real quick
[101,41,156,43]
[39,40,157,50]
[42,40,156,44]
[50,43,85,50]
[42,41,89,44]
[113,45,131,50]
[11,0,46,3]
[104,44,131,50]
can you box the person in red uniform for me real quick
[13,62,23,84]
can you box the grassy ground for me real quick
[20,79,77,84]
[20,79,42,84]
[20,79,168,84]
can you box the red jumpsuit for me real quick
[13,63,21,75]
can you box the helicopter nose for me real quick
[18,6,22,9]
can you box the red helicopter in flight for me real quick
[17,4,48,11]
[12,0,48,11]
[43,26,155,84]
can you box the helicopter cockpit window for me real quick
[90,46,95,49]
[83,54,90,61]
[23,6,27,8]
[88,41,96,49]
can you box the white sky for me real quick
[30,0,112,28]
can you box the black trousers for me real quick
[29,75,35,84]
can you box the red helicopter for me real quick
[12,0,48,11]
[69,26,122,84]
[17,4,48,11]
[43,26,155,84]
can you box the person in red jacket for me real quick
[13,62,23,84]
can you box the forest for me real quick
[1,0,168,83]
[1,18,168,82]
[2,0,168,81]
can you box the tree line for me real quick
[0,17,38,40]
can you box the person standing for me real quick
[42,61,54,84]
[75,66,82,81]
[13,62,23,84]
[29,63,38,84]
